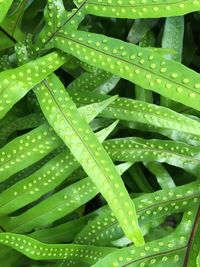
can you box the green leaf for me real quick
[144,162,176,189]
[34,73,144,246]
[0,51,67,119]
[1,2,200,266]
[197,252,200,267]
[161,16,184,108]
[69,90,200,138]
[122,120,200,146]
[0,120,118,217]
[134,30,154,103]
[55,30,200,111]
[2,161,130,233]
[36,0,69,49]
[0,98,117,214]
[162,16,184,62]
[0,123,62,183]
[91,206,200,267]
[128,163,153,193]
[0,232,116,263]
[74,181,200,246]
[3,177,99,232]
[1,0,28,41]
[74,0,200,19]
[30,214,95,244]
[0,113,44,147]
[0,0,14,24]
[67,69,119,95]
[104,137,200,176]
[127,19,157,44]
[187,214,200,266]
[0,30,14,51]
[35,0,84,51]
[0,147,62,193]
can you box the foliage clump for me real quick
[0,0,199,266]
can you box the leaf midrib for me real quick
[183,207,200,266]
[41,0,87,49]
[10,0,27,37]
[78,191,200,243]
[0,125,57,180]
[56,33,200,97]
[124,207,200,267]
[73,96,200,136]
[0,152,78,211]
[87,0,188,8]
[42,79,129,221]
[106,145,200,165]
[8,179,98,232]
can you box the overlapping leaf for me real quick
[0,0,14,23]
[55,30,200,111]
[69,90,200,139]
[91,206,200,266]
[74,0,200,18]
[34,73,144,246]
[75,181,200,246]
[0,1,200,266]
[0,51,67,119]
[0,120,118,217]
[1,0,28,41]
[0,232,116,263]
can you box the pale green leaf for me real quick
[0,0,14,24]
[34,73,144,246]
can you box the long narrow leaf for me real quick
[0,51,67,119]
[55,30,200,111]
[34,73,144,246]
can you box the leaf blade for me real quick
[34,73,144,246]
[0,51,67,119]
[0,0,14,23]
[55,30,200,111]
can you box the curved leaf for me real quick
[35,0,85,51]
[67,69,119,94]
[75,181,200,246]
[127,19,157,44]
[122,120,200,146]
[161,16,184,108]
[104,137,200,175]
[1,0,28,41]
[3,177,99,232]
[0,120,118,216]
[144,162,176,189]
[69,90,200,138]
[0,113,44,147]
[91,206,200,266]
[55,30,200,111]
[0,51,67,119]
[0,0,14,23]
[0,123,62,183]
[30,214,95,244]
[0,233,116,263]
[2,162,131,234]
[34,73,144,246]
[75,0,200,19]
[0,97,117,214]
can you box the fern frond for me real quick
[0,232,116,263]
[0,51,67,119]
[34,73,144,246]
[55,30,200,111]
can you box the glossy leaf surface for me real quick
[55,30,200,111]
[34,73,144,246]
